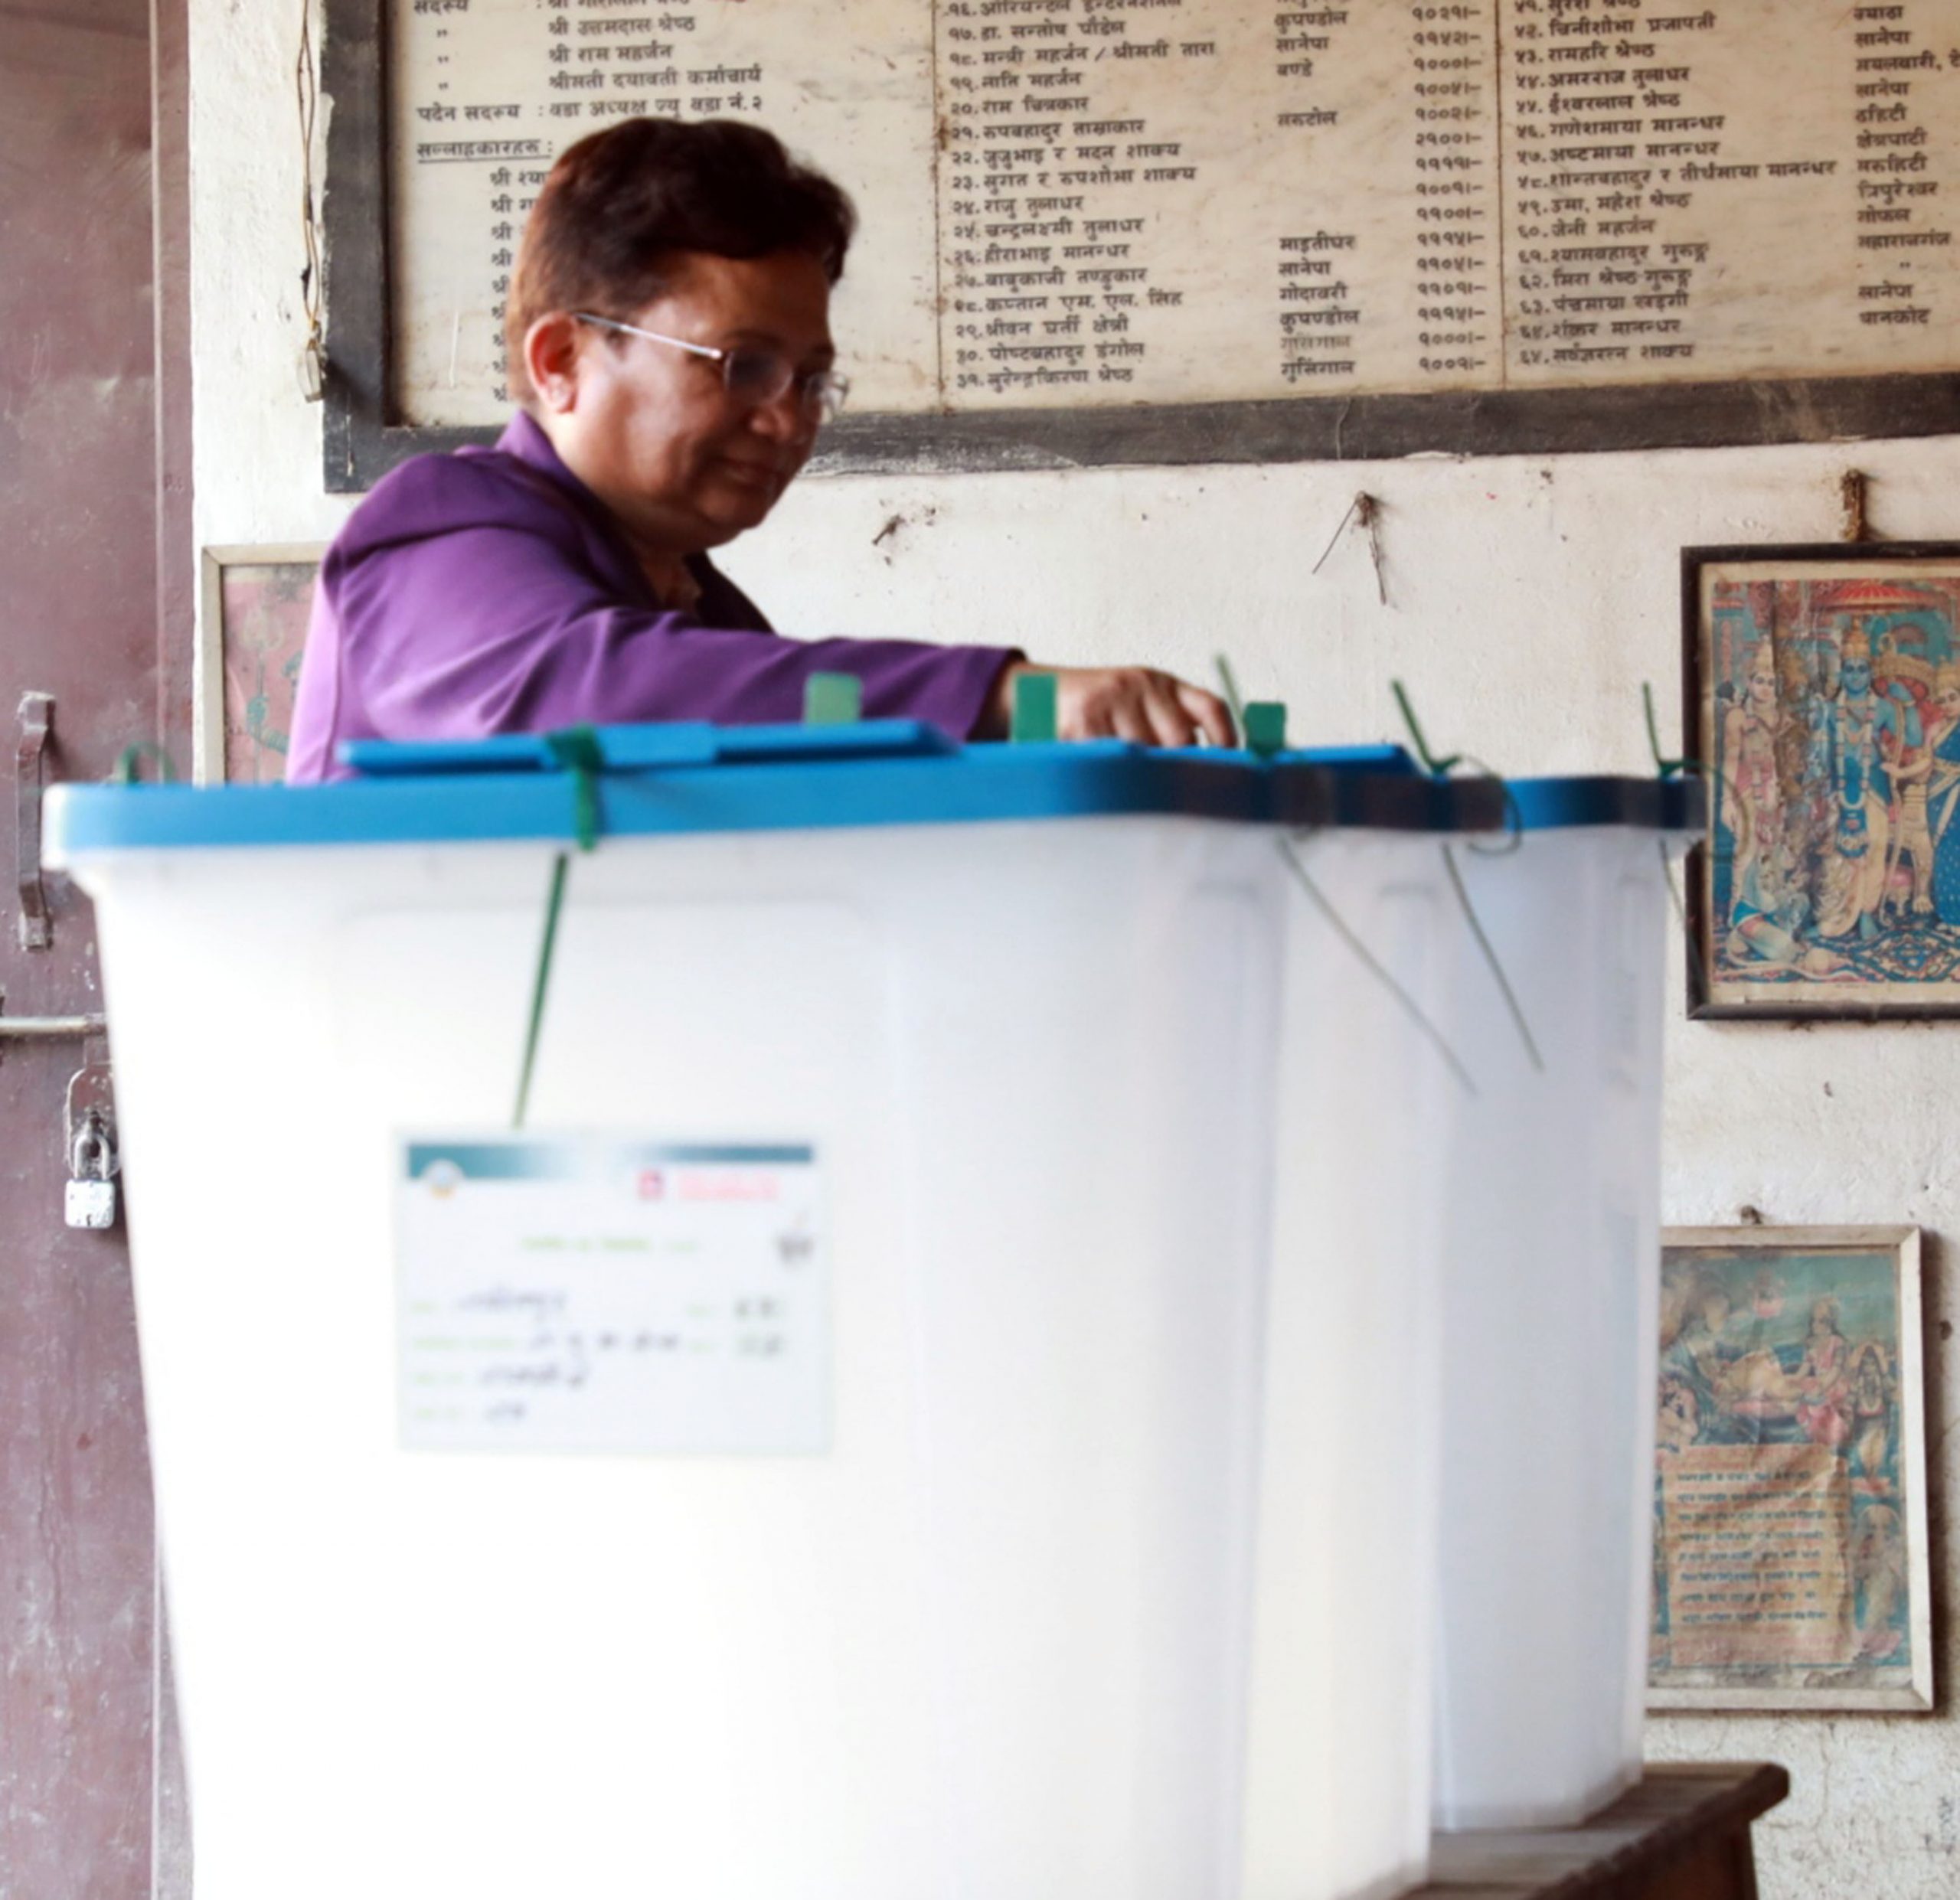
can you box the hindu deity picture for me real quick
[1650,1226,1930,1712]
[199,547,322,785]
[1687,545,1960,1016]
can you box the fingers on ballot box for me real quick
[45,717,1697,1900]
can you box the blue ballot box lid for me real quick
[45,723,1518,857]
[1505,775,1706,831]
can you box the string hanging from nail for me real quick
[1312,491,1388,606]
[296,0,326,401]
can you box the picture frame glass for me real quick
[200,548,322,785]
[1651,1226,1931,1712]
[1690,544,1960,1016]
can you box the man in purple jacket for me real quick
[288,118,1231,783]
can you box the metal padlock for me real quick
[65,1112,118,1229]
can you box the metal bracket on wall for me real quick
[0,993,107,1065]
[17,690,53,951]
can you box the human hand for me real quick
[981,661,1236,747]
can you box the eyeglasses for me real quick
[574,312,850,423]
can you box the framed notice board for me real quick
[322,0,1960,491]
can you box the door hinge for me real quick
[17,690,54,952]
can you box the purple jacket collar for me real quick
[498,408,594,503]
[488,409,741,615]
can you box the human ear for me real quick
[524,314,586,413]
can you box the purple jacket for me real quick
[286,413,1018,782]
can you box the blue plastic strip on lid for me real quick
[1282,743,1420,776]
[44,723,1519,860]
[1269,752,1506,834]
[346,729,1423,782]
[339,718,959,776]
[1269,749,1700,831]
[47,748,1259,857]
[1505,775,1707,831]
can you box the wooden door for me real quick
[0,0,192,1892]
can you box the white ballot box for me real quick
[1430,778,1701,1833]
[1245,769,1494,1900]
[48,721,1499,1900]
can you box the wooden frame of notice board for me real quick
[320,0,1960,494]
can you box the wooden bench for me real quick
[1410,1764,1790,1900]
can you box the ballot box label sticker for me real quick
[396,1138,826,1455]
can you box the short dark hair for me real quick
[505,117,856,405]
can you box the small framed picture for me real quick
[197,545,324,785]
[1684,541,1960,1017]
[1650,1226,1932,1712]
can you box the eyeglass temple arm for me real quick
[573,313,726,364]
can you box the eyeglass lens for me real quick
[722,347,848,422]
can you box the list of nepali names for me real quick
[389,0,1960,422]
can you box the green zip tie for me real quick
[1642,682,1687,778]
[1391,679,1462,776]
[1277,835,1478,1098]
[110,742,177,785]
[514,726,605,1129]
[1243,701,1288,758]
[544,725,604,849]
[1011,671,1058,743]
[1441,843,1544,1073]
[514,854,570,1129]
[1383,694,1539,1070]
[804,671,862,726]
[1214,654,1246,746]
[1641,685,1720,1010]
[1643,682,1729,854]
[1659,835,1713,1014]
[1215,658,1288,756]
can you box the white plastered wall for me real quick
[191,3,1958,1892]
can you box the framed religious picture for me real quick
[197,546,324,785]
[1684,542,1960,1018]
[1649,1226,1932,1713]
